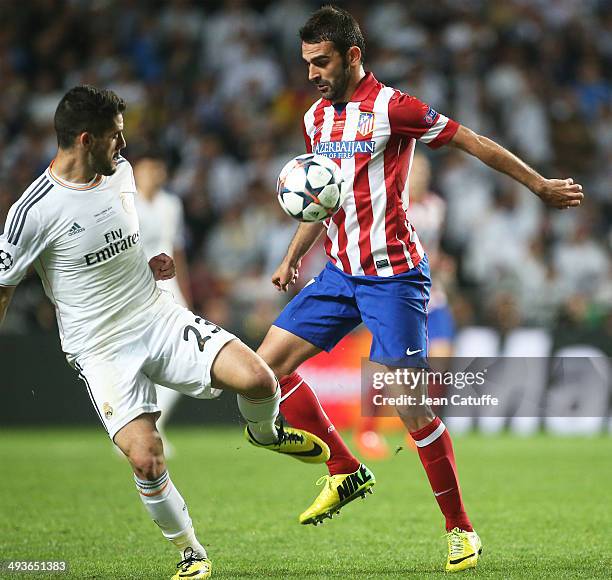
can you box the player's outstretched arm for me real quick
[272,222,325,292]
[0,285,15,327]
[449,125,584,209]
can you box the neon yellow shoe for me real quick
[171,548,212,579]
[445,527,482,572]
[299,464,375,525]
[244,423,330,464]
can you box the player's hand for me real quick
[149,253,175,281]
[536,178,584,209]
[272,259,301,292]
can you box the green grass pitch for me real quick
[1,427,610,579]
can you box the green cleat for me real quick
[244,423,330,464]
[171,548,212,579]
[299,464,376,525]
[445,528,482,572]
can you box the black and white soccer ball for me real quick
[277,153,345,222]
[0,249,13,272]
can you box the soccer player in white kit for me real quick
[0,86,329,580]
[134,151,192,455]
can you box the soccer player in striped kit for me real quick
[247,6,583,573]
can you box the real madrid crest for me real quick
[120,192,135,214]
[103,402,114,420]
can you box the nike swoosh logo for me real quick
[246,428,325,457]
[449,552,476,565]
[406,348,423,355]
[434,487,455,497]
[286,442,325,457]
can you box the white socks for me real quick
[237,384,280,444]
[134,471,207,558]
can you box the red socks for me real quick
[279,372,360,476]
[279,374,473,531]
[410,416,473,532]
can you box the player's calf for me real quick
[115,414,209,561]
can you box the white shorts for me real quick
[72,299,236,440]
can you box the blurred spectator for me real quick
[0,0,609,346]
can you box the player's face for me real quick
[302,41,351,103]
[88,114,126,176]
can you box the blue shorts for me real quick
[274,256,431,368]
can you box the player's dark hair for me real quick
[300,5,366,63]
[54,85,126,149]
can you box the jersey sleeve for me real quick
[388,92,459,149]
[0,202,47,287]
[116,157,137,192]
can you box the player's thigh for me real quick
[210,339,276,396]
[356,267,430,367]
[257,325,322,378]
[74,352,159,443]
[268,264,361,376]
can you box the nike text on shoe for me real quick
[244,423,330,464]
[299,464,376,525]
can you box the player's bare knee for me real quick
[129,450,166,481]
[122,431,166,480]
[244,359,277,398]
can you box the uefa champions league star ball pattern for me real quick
[0,249,13,272]
[277,154,344,222]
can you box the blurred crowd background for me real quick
[0,0,610,352]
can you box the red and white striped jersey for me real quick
[303,72,458,277]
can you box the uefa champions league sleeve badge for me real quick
[0,249,14,272]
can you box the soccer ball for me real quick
[0,249,13,272]
[277,154,344,222]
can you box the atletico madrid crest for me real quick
[357,112,375,136]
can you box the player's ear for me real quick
[347,46,362,67]
[78,132,92,148]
